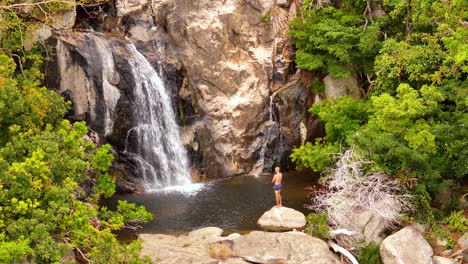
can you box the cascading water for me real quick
[251,92,285,176]
[124,44,192,190]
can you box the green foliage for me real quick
[0,121,153,263]
[291,96,368,172]
[310,96,369,143]
[443,211,468,233]
[305,212,330,239]
[0,54,67,145]
[0,2,153,263]
[0,238,33,263]
[414,184,456,249]
[291,140,339,172]
[358,243,382,264]
[311,80,325,94]
[291,0,467,232]
[290,3,383,77]
[261,14,271,24]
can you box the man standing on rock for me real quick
[272,167,283,208]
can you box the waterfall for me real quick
[124,44,192,190]
[251,91,286,176]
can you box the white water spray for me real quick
[124,44,192,190]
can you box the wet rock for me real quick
[232,231,340,264]
[257,206,306,231]
[55,33,124,139]
[433,256,457,264]
[323,74,362,99]
[115,178,137,193]
[380,226,433,264]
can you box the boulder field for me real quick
[139,227,340,264]
[139,209,464,264]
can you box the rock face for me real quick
[139,228,221,264]
[50,0,372,183]
[139,227,340,264]
[257,206,307,231]
[54,33,123,139]
[323,74,363,99]
[380,226,434,264]
[150,0,317,177]
[50,0,322,181]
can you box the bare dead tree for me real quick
[308,148,414,240]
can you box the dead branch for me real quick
[9,53,23,73]
[308,148,414,243]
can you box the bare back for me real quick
[272,173,282,185]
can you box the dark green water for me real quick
[109,170,319,234]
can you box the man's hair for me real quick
[275,167,280,171]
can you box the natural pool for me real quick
[108,170,319,235]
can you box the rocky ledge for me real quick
[139,227,339,264]
[257,206,307,231]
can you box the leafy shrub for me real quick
[291,140,339,172]
[289,2,382,77]
[443,211,468,233]
[0,9,153,262]
[305,212,330,239]
[358,243,382,264]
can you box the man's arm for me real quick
[272,174,277,183]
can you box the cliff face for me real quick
[147,0,318,177]
[51,0,324,180]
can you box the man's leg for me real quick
[278,190,282,207]
[274,191,280,207]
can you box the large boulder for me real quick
[323,73,362,99]
[257,206,306,231]
[380,226,434,264]
[348,208,387,244]
[231,231,340,264]
[140,227,225,264]
[433,256,457,264]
